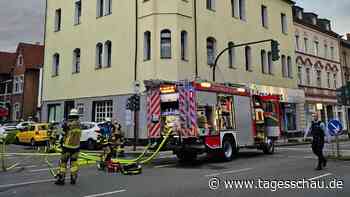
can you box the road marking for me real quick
[29,168,58,172]
[308,173,332,181]
[154,164,175,168]
[205,168,253,177]
[0,179,55,188]
[84,189,127,197]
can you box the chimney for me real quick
[347,33,350,41]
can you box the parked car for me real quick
[80,122,101,150]
[3,122,19,131]
[16,121,36,130]
[15,123,49,146]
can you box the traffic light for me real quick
[134,95,140,111]
[271,40,280,61]
[126,96,133,110]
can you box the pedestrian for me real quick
[55,109,82,185]
[304,113,330,170]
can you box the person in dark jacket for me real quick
[304,113,330,170]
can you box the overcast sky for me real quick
[0,0,349,52]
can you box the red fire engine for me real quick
[144,80,282,161]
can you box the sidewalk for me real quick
[121,135,350,154]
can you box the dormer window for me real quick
[17,54,23,67]
[312,17,317,25]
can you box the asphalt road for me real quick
[1,142,350,197]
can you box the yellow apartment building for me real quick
[42,0,305,138]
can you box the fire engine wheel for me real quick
[262,139,275,154]
[222,138,235,161]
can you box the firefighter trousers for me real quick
[58,148,79,179]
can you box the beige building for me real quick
[42,0,304,138]
[293,6,346,130]
[340,34,350,130]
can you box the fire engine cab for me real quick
[144,80,282,161]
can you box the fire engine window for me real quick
[160,101,179,116]
[197,106,216,135]
[216,95,236,131]
[264,101,275,113]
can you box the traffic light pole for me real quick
[211,39,275,82]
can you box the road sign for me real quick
[328,120,343,136]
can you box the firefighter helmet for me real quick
[69,109,79,117]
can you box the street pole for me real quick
[1,138,6,172]
[134,110,138,152]
[211,39,274,82]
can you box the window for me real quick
[268,51,273,74]
[73,48,81,73]
[97,0,104,17]
[228,42,235,68]
[316,70,322,87]
[54,9,61,31]
[314,41,319,56]
[207,37,216,65]
[105,0,112,15]
[17,54,23,67]
[261,50,268,74]
[13,103,21,121]
[281,55,287,77]
[144,31,151,61]
[304,38,308,53]
[261,5,268,28]
[245,46,252,71]
[287,56,292,78]
[74,0,82,25]
[13,75,24,94]
[281,13,288,34]
[231,0,239,18]
[298,66,302,84]
[343,52,348,66]
[330,47,335,60]
[96,43,103,68]
[327,72,331,88]
[160,29,171,59]
[206,0,215,10]
[295,35,300,51]
[181,31,188,61]
[324,44,328,59]
[306,68,311,85]
[77,103,84,120]
[93,100,113,122]
[239,0,246,20]
[333,73,337,89]
[52,53,60,76]
[104,41,112,67]
[48,104,62,122]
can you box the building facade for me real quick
[0,52,16,120]
[42,0,304,138]
[293,6,346,129]
[340,34,350,131]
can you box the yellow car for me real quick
[16,123,49,146]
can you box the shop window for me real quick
[93,100,113,122]
[48,104,62,122]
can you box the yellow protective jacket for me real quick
[62,120,81,149]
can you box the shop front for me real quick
[250,84,306,135]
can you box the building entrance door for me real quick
[64,101,75,120]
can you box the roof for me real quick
[16,43,44,70]
[0,52,16,74]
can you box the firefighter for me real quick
[304,113,329,170]
[113,120,125,157]
[48,121,59,151]
[55,109,82,185]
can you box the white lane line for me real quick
[84,189,127,197]
[308,173,333,181]
[29,168,58,173]
[0,179,55,188]
[154,164,175,168]
[205,168,253,177]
